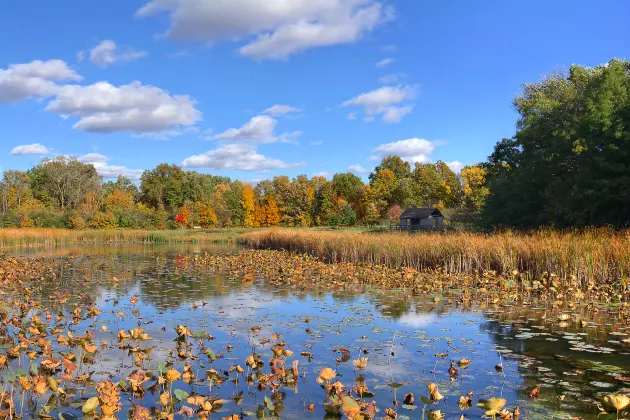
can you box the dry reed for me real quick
[0,228,243,249]
[242,228,630,286]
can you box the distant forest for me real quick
[1,59,628,230]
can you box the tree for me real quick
[140,164,185,211]
[103,175,138,198]
[175,207,191,228]
[332,172,364,208]
[29,156,101,210]
[435,161,461,207]
[386,205,402,223]
[105,190,135,212]
[3,170,31,210]
[364,202,381,226]
[337,204,357,226]
[241,184,257,227]
[199,208,218,227]
[368,169,397,215]
[265,196,281,226]
[410,163,444,207]
[314,181,337,225]
[369,156,411,182]
[483,59,630,228]
[460,165,489,212]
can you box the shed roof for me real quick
[399,207,444,219]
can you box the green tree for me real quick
[314,181,337,225]
[29,156,101,210]
[332,172,364,208]
[140,164,185,211]
[369,156,411,182]
[484,59,630,228]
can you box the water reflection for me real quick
[14,244,630,419]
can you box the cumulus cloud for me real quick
[46,81,202,134]
[83,40,147,68]
[10,143,51,156]
[372,138,437,163]
[348,164,369,174]
[213,115,299,143]
[78,153,144,180]
[446,160,464,173]
[137,0,393,60]
[181,143,303,171]
[263,104,301,116]
[342,84,416,123]
[1,58,201,136]
[375,57,394,68]
[313,171,330,178]
[0,59,81,103]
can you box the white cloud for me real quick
[46,81,201,134]
[310,140,324,146]
[137,0,393,60]
[342,84,416,123]
[382,104,413,123]
[372,138,437,163]
[375,57,394,68]
[379,73,406,84]
[78,153,144,180]
[181,143,302,171]
[446,160,464,173]
[348,164,369,174]
[1,59,201,136]
[213,115,299,143]
[10,143,51,156]
[0,59,81,103]
[263,104,301,116]
[86,40,147,68]
[313,171,330,178]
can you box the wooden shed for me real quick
[395,207,444,231]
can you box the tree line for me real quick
[1,58,627,230]
[0,155,487,229]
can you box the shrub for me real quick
[89,211,118,229]
[28,210,69,228]
[69,212,87,230]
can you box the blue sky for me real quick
[1,1,628,182]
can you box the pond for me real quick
[2,244,630,419]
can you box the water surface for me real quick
[5,244,630,419]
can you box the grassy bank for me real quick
[0,228,249,249]
[242,228,630,286]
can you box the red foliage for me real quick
[175,207,191,226]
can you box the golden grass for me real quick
[242,228,630,286]
[0,228,247,249]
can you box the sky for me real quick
[1,0,629,182]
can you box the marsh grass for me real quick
[0,228,248,249]
[242,228,630,286]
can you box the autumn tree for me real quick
[369,156,411,182]
[461,165,489,212]
[3,170,31,211]
[175,207,191,228]
[368,169,396,215]
[199,207,218,227]
[241,184,257,227]
[265,196,281,226]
